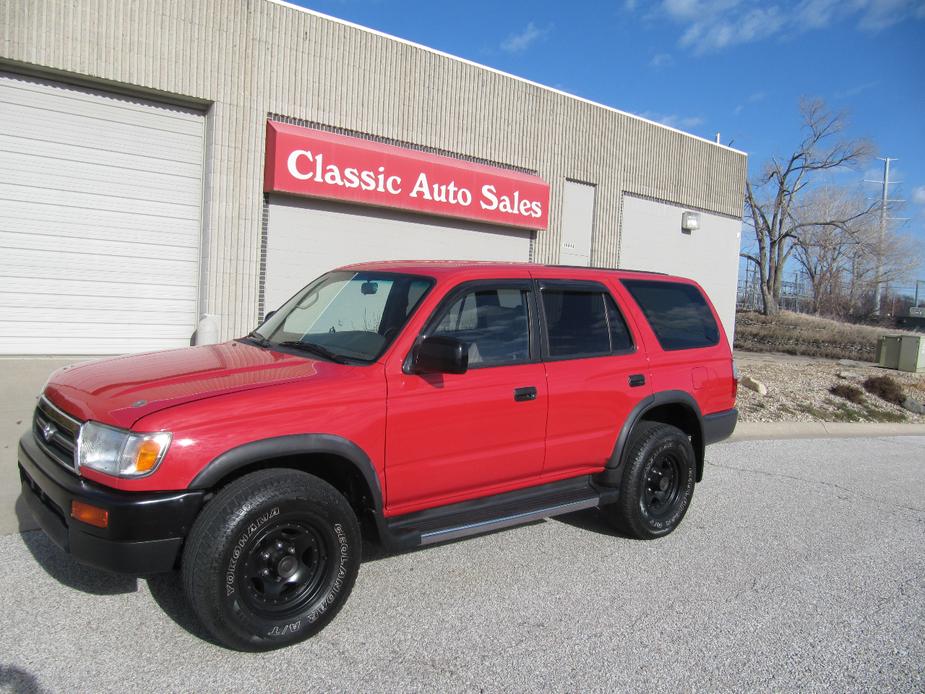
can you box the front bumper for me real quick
[18,432,204,574]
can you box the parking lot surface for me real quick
[1,436,923,693]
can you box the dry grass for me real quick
[829,383,865,404]
[734,310,916,362]
[863,375,906,405]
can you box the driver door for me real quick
[384,280,548,516]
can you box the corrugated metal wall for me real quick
[0,0,747,340]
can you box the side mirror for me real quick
[412,336,468,374]
[263,310,277,322]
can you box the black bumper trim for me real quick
[703,408,738,445]
[18,432,204,575]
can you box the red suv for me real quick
[19,261,737,650]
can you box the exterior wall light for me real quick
[681,211,700,233]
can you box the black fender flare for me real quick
[600,390,705,485]
[188,434,383,513]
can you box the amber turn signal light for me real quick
[71,500,109,528]
[133,438,164,474]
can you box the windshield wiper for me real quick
[244,331,272,348]
[276,340,349,364]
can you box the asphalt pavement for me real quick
[1,436,923,693]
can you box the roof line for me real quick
[266,0,747,157]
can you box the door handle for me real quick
[628,374,646,387]
[514,386,538,402]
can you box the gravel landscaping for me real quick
[735,351,925,424]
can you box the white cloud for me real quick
[650,52,674,67]
[795,0,844,29]
[834,81,879,98]
[856,0,924,30]
[655,0,925,54]
[734,90,766,114]
[913,186,925,205]
[680,5,786,53]
[500,21,552,54]
[643,111,706,129]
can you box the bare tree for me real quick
[849,224,922,316]
[741,99,875,315]
[791,186,874,315]
[791,185,921,318]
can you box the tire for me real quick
[182,469,361,651]
[603,421,696,540]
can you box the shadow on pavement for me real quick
[17,495,138,596]
[145,572,222,647]
[0,663,46,693]
[552,507,627,537]
[16,491,217,645]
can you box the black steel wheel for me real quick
[602,421,696,539]
[182,469,361,651]
[240,519,331,617]
[642,452,682,520]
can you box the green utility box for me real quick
[877,335,903,369]
[897,335,925,373]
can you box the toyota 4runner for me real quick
[19,261,737,650]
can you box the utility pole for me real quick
[870,157,897,317]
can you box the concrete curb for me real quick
[728,421,925,442]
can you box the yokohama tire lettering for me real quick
[225,506,280,596]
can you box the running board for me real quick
[381,476,618,550]
[419,495,599,545]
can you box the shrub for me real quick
[829,383,865,404]
[863,375,905,405]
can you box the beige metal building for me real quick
[0,0,747,357]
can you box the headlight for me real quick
[76,422,171,478]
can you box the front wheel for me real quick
[602,421,696,539]
[182,469,361,651]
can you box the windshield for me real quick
[252,271,434,363]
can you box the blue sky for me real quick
[292,0,925,281]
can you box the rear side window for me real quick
[622,280,719,351]
[542,289,634,358]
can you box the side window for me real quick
[542,289,635,358]
[606,294,633,352]
[622,279,719,350]
[431,287,530,366]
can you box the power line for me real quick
[867,157,899,317]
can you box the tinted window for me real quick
[606,295,634,351]
[622,280,719,350]
[542,290,634,358]
[432,288,530,366]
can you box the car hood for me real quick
[44,341,344,429]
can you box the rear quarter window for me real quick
[622,279,719,351]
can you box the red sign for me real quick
[264,121,549,230]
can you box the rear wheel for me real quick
[603,421,696,539]
[182,469,361,651]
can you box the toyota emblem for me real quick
[41,422,57,443]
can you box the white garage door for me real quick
[0,72,204,355]
[264,196,534,312]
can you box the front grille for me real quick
[33,397,82,473]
